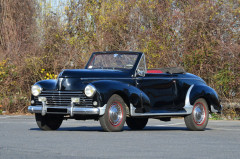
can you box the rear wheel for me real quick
[184,98,209,131]
[99,94,126,132]
[126,117,148,130]
[35,113,63,130]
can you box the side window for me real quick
[136,55,146,76]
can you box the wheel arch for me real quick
[189,84,221,113]
[113,91,130,114]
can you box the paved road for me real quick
[0,115,240,159]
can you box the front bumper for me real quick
[28,105,106,116]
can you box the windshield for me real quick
[86,53,138,70]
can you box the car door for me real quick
[136,74,175,111]
[134,55,175,112]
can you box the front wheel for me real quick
[99,94,126,132]
[184,98,209,131]
[35,113,63,130]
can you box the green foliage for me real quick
[210,113,223,120]
[213,67,235,95]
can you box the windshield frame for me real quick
[85,52,143,73]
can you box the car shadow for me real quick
[29,126,103,131]
[137,126,211,131]
[29,126,211,132]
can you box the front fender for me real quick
[91,80,151,111]
[190,84,221,112]
[35,79,57,90]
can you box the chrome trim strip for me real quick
[80,78,203,81]
[210,105,222,113]
[39,90,83,94]
[28,106,101,115]
[134,53,146,77]
[58,78,63,90]
[183,85,194,114]
[130,104,189,117]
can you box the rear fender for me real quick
[190,85,221,112]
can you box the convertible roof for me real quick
[148,67,186,74]
[159,67,186,74]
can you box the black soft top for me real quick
[148,67,186,74]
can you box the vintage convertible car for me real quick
[28,51,222,132]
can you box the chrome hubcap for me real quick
[109,102,123,126]
[193,103,206,125]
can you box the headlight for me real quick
[84,84,96,97]
[31,85,42,96]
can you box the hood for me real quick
[34,69,132,91]
[59,69,131,78]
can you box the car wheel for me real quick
[126,117,148,130]
[35,113,63,130]
[99,94,126,132]
[184,98,209,131]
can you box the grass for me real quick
[209,113,224,120]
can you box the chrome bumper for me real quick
[28,105,106,116]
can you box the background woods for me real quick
[0,0,239,117]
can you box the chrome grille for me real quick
[34,91,93,107]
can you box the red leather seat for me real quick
[146,70,163,74]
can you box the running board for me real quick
[130,104,191,117]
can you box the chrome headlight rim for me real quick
[31,85,42,96]
[84,84,96,98]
